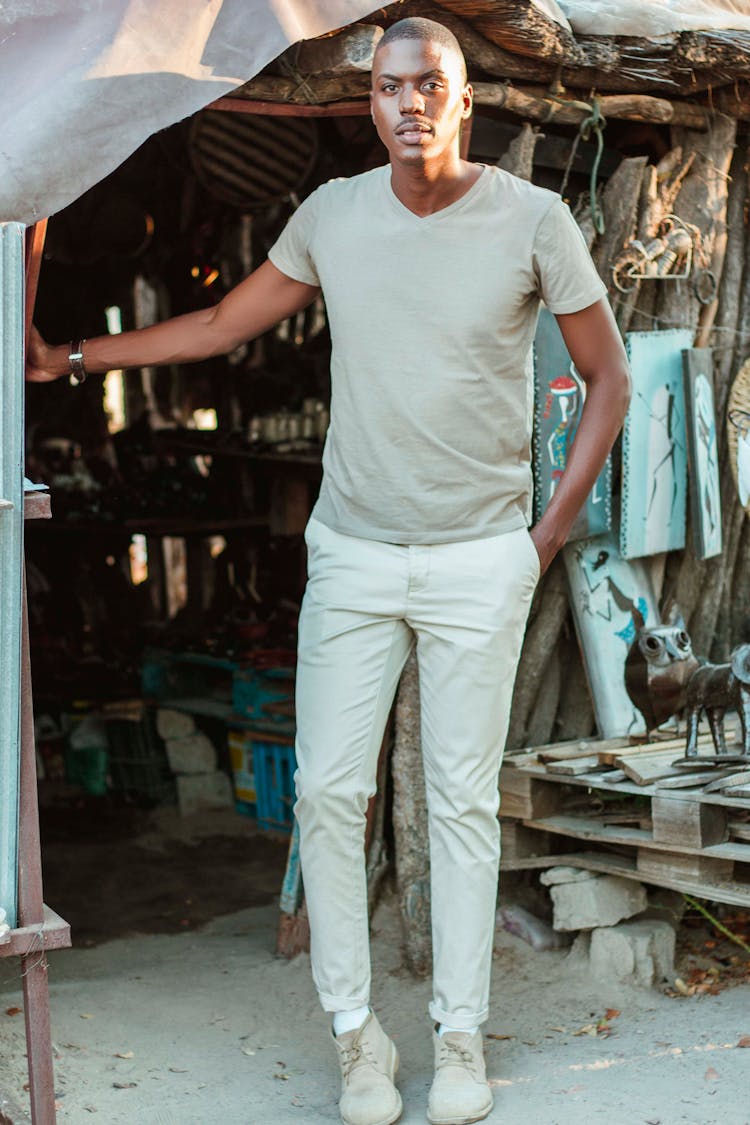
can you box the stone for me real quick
[588,920,676,987]
[540,866,599,886]
[165,732,217,775]
[550,874,648,931]
[156,708,195,741]
[176,771,233,816]
[496,904,569,951]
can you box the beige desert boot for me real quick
[333,1011,402,1125]
[427,1028,493,1125]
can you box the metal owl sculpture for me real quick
[624,604,700,732]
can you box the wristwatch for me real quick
[68,339,88,384]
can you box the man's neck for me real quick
[388,156,482,218]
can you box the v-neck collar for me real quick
[383,164,488,224]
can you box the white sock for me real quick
[333,1005,370,1036]
[438,1023,479,1038]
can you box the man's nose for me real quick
[399,85,425,114]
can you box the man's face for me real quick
[370,38,471,165]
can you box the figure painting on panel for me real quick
[693,371,721,555]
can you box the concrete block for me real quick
[566,930,591,967]
[550,874,648,931]
[540,866,599,886]
[165,732,217,775]
[176,770,233,816]
[589,920,676,987]
[156,708,196,740]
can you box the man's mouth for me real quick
[396,121,433,140]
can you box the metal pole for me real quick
[19,569,57,1125]
[0,222,26,929]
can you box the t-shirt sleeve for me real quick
[267,190,321,287]
[532,197,608,314]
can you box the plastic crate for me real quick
[232,667,294,721]
[106,713,176,807]
[253,739,297,833]
[228,729,257,819]
[64,744,108,796]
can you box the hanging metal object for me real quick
[611,213,713,294]
[188,109,319,210]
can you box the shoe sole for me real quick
[426,1096,493,1125]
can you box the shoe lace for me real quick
[344,1035,384,1080]
[438,1038,478,1075]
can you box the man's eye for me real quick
[424,82,442,91]
[381,84,397,93]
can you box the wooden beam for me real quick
[472,82,710,130]
[207,95,370,118]
[280,23,383,75]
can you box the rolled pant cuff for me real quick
[319,992,370,1014]
[429,1003,489,1029]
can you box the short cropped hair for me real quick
[375,17,468,83]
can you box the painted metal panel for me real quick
[683,348,722,559]
[621,329,693,559]
[532,307,611,540]
[0,223,25,928]
[564,530,658,738]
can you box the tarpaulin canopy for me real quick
[560,0,750,36]
[0,0,381,224]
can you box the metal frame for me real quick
[0,223,26,929]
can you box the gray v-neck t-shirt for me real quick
[269,164,607,545]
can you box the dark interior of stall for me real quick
[25,98,668,946]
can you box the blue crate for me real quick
[232,668,293,721]
[235,798,258,819]
[253,740,297,833]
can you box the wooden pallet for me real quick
[499,736,750,906]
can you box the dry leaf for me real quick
[573,1024,598,1037]
[242,1047,256,1056]
[274,1073,290,1081]
[5,1007,22,1017]
[605,1008,621,1020]
[673,978,691,996]
[704,1067,719,1081]
[112,1082,137,1089]
[79,1013,94,1020]
[114,1051,134,1059]
[168,1067,188,1073]
[485,1034,514,1041]
[549,1026,567,1033]
[737,1036,750,1048]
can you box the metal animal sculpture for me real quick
[624,606,699,731]
[684,643,750,759]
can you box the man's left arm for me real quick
[530,297,631,574]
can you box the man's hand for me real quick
[528,523,555,577]
[26,325,64,382]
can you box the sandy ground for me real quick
[2,809,750,1125]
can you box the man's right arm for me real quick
[26,260,321,382]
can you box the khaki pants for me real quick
[294,517,539,1030]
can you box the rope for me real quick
[580,97,607,235]
[557,95,607,235]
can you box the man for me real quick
[28,17,631,1125]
